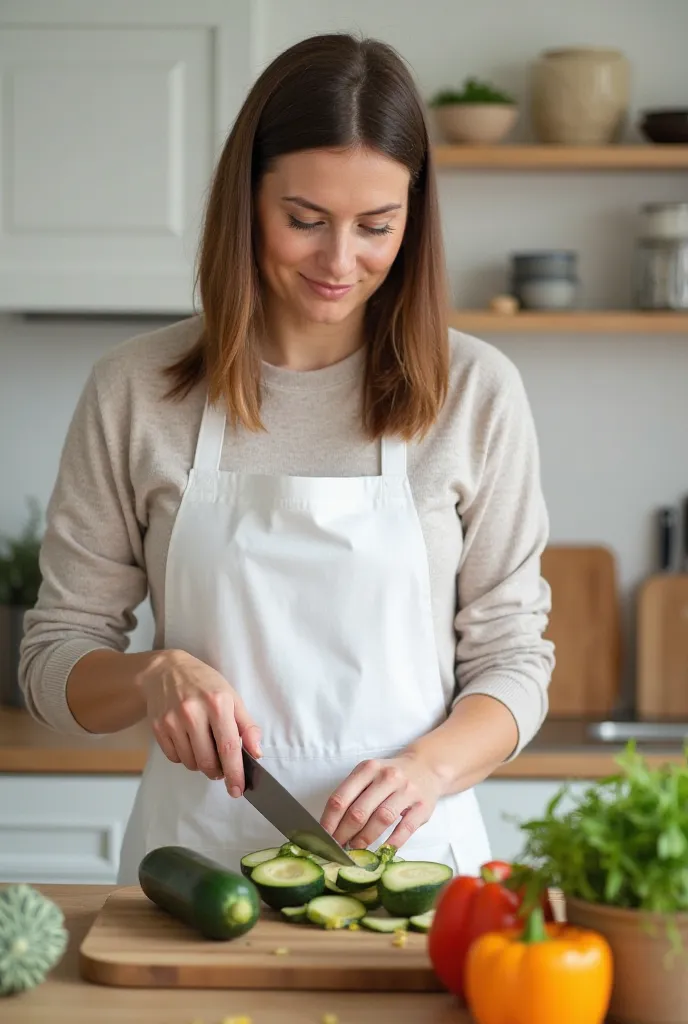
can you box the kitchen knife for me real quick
[658,506,676,572]
[241,748,356,867]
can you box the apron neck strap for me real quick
[193,396,226,471]
[380,436,407,477]
[193,395,407,477]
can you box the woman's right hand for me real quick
[137,648,262,798]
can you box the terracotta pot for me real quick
[434,103,518,144]
[566,896,688,1024]
[531,47,630,145]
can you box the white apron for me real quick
[117,394,491,884]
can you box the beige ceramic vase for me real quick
[531,47,630,144]
[566,897,688,1024]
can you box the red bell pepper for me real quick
[427,861,553,1001]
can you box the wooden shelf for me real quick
[433,144,688,170]
[449,310,688,334]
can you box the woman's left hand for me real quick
[320,752,446,850]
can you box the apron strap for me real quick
[193,395,226,471]
[381,436,407,477]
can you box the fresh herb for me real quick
[430,77,515,107]
[0,497,43,607]
[509,742,688,921]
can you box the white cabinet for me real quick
[0,1,256,313]
[0,775,140,884]
[476,779,588,862]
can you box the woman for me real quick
[19,33,554,884]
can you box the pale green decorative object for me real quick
[0,885,68,995]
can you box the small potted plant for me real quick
[511,741,688,1024]
[429,76,518,144]
[0,497,43,708]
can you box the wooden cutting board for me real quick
[79,886,443,991]
[636,573,688,720]
[540,545,621,716]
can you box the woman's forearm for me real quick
[404,693,519,795]
[65,648,157,733]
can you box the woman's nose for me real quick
[319,229,357,280]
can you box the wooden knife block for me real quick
[636,573,688,720]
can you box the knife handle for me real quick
[658,506,676,572]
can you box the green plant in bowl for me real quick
[429,77,517,145]
[430,77,515,107]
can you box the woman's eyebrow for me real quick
[282,195,403,216]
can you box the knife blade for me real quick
[241,748,356,867]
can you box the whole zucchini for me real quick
[139,846,260,941]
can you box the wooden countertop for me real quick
[1,706,686,778]
[7,884,468,1023]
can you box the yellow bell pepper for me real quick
[465,905,613,1024]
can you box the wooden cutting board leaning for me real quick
[636,505,688,720]
[540,544,621,716]
[79,886,443,991]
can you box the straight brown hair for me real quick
[164,33,449,440]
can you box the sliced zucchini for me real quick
[337,862,385,892]
[347,849,380,870]
[278,842,304,858]
[240,847,282,878]
[322,862,347,894]
[306,895,366,930]
[280,905,308,923]
[356,885,381,909]
[409,909,435,933]
[379,861,452,917]
[377,844,397,864]
[361,916,409,933]
[251,856,325,910]
[139,845,261,941]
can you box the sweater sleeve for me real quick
[451,363,554,758]
[19,365,148,735]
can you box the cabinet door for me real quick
[476,779,588,862]
[0,774,140,884]
[0,2,254,313]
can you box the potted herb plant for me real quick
[429,76,518,144]
[0,497,43,709]
[512,742,688,1024]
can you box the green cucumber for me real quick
[409,909,435,933]
[280,905,308,923]
[361,915,409,933]
[306,895,366,929]
[379,861,452,917]
[251,856,325,910]
[138,845,260,941]
[337,862,385,892]
[240,847,282,878]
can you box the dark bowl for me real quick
[639,109,688,144]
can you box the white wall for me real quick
[2,0,688,706]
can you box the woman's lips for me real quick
[301,275,355,300]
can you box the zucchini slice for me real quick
[306,895,367,930]
[336,862,385,892]
[280,905,308,923]
[139,845,261,941]
[361,916,409,933]
[356,885,381,909]
[251,856,325,910]
[379,861,452,917]
[240,847,282,878]
[409,909,435,933]
[278,842,304,858]
[322,862,347,894]
[347,849,380,870]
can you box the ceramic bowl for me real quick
[434,103,518,144]
[639,109,688,144]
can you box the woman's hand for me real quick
[320,751,446,850]
[137,648,262,798]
